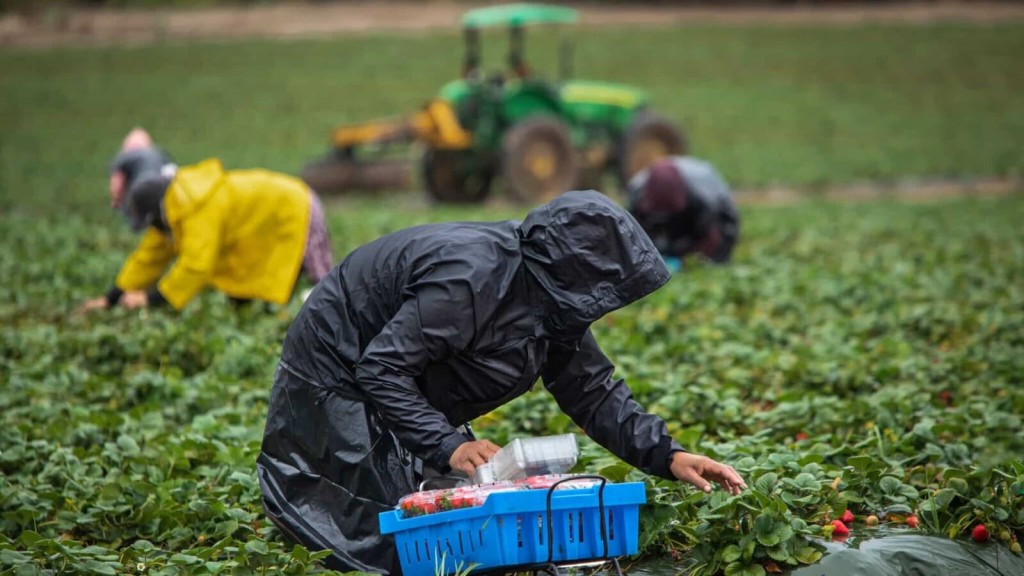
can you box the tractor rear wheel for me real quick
[619,112,687,185]
[421,149,493,204]
[502,116,578,204]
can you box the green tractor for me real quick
[301,3,686,204]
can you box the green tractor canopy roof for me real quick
[461,3,579,29]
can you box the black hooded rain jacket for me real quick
[257,191,684,574]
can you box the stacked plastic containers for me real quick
[474,433,579,483]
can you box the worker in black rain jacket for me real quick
[257,190,747,574]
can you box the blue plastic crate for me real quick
[379,481,646,576]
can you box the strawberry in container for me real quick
[437,485,492,511]
[397,482,523,518]
[445,493,475,510]
[398,491,440,517]
[397,472,612,520]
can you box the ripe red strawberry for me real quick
[906,515,918,528]
[795,431,809,441]
[841,510,854,525]
[830,520,850,537]
[972,524,990,542]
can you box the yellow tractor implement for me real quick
[331,100,472,151]
[303,101,473,194]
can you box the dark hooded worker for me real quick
[257,190,748,575]
[626,156,740,272]
[79,158,334,312]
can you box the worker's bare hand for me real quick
[121,291,148,309]
[670,452,747,495]
[78,297,109,313]
[110,171,126,208]
[449,439,500,476]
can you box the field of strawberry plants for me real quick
[3,12,1024,574]
[2,194,1023,575]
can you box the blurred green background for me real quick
[3,21,1023,217]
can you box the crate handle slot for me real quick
[544,475,609,564]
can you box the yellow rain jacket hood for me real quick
[115,158,312,309]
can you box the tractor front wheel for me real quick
[502,116,578,204]
[421,149,493,204]
[618,112,687,186]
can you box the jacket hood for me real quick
[164,158,226,224]
[518,190,671,337]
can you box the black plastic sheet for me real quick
[627,530,1024,576]
[790,531,1024,576]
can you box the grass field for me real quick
[2,19,1024,576]
[2,22,1024,217]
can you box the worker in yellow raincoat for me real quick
[80,158,334,311]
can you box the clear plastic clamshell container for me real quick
[481,433,579,482]
[473,462,497,484]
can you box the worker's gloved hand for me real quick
[670,452,748,496]
[448,439,500,476]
